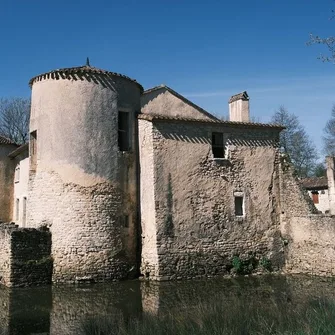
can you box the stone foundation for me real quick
[0,223,52,287]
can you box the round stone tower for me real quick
[28,63,143,282]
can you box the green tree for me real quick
[272,106,318,177]
[0,97,30,144]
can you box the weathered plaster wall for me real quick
[139,119,284,280]
[306,189,329,214]
[138,121,159,277]
[13,156,29,226]
[28,74,141,282]
[141,88,214,120]
[282,215,335,276]
[0,145,17,222]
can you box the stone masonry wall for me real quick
[0,223,52,287]
[139,120,284,280]
[282,215,335,276]
[28,170,134,283]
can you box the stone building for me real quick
[0,63,334,286]
[300,156,335,214]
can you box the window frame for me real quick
[211,132,228,159]
[234,191,245,218]
[118,110,131,152]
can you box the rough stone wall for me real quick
[279,155,318,218]
[28,74,141,282]
[0,223,51,287]
[139,119,284,280]
[141,88,215,120]
[282,215,335,276]
[0,145,17,222]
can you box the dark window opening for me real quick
[312,191,319,204]
[235,196,244,216]
[118,112,130,151]
[212,132,225,158]
[121,215,129,228]
[30,131,37,168]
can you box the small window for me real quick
[15,198,20,221]
[312,191,319,204]
[22,197,27,227]
[30,130,37,168]
[120,215,129,228]
[235,196,244,216]
[212,132,225,158]
[14,165,20,183]
[118,112,130,151]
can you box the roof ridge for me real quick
[143,84,219,121]
[138,113,285,129]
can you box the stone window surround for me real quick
[234,191,245,218]
[118,107,133,152]
[211,131,229,160]
[14,164,20,183]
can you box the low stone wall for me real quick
[0,223,52,287]
[282,215,335,276]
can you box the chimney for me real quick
[326,156,335,214]
[228,91,249,122]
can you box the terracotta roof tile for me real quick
[0,135,16,145]
[138,113,285,129]
[29,65,143,91]
[301,177,328,189]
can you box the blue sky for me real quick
[0,0,334,156]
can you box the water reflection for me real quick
[0,275,335,334]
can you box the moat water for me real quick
[1,274,335,334]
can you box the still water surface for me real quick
[1,274,335,334]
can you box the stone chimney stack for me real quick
[326,156,335,214]
[229,91,249,122]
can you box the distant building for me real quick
[301,176,329,213]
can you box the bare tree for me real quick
[272,106,318,177]
[0,98,30,144]
[323,104,335,155]
[307,8,335,63]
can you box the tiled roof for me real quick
[229,91,249,103]
[0,135,16,145]
[8,143,29,158]
[143,84,219,121]
[138,113,285,129]
[29,65,143,91]
[301,177,328,190]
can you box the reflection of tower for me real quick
[0,286,52,334]
[28,63,143,282]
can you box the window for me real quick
[22,197,27,227]
[235,196,244,216]
[15,198,20,221]
[312,191,319,204]
[212,132,225,158]
[14,165,20,183]
[30,130,37,168]
[120,215,129,228]
[118,111,130,151]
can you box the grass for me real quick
[81,296,335,335]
